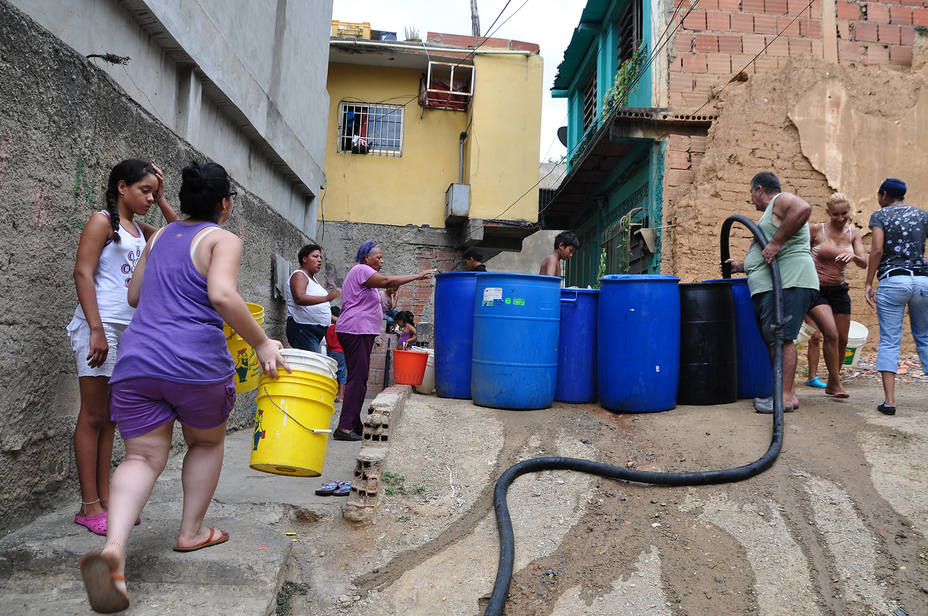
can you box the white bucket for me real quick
[794,321,816,350]
[279,348,338,382]
[844,321,868,367]
[413,348,435,395]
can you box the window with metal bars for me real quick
[337,102,404,156]
[617,0,642,64]
[581,72,597,134]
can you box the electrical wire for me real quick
[491,0,700,221]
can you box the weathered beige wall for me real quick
[664,51,928,352]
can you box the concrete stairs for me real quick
[0,424,362,616]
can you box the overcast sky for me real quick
[332,0,586,162]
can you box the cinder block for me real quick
[719,0,741,9]
[707,11,732,30]
[836,1,860,20]
[718,33,743,52]
[838,39,863,61]
[789,37,813,54]
[706,53,733,73]
[743,0,765,13]
[682,53,709,72]
[754,14,778,33]
[787,0,812,15]
[766,0,788,14]
[913,8,928,27]
[901,26,914,44]
[854,21,879,42]
[878,24,901,44]
[777,16,800,35]
[742,34,767,54]
[732,13,755,32]
[800,18,822,37]
[694,33,719,52]
[890,45,912,64]
[669,72,695,92]
[345,449,386,509]
[865,43,890,64]
[683,10,708,30]
[674,32,694,52]
[889,6,912,25]
[867,4,891,23]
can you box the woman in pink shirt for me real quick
[333,241,435,440]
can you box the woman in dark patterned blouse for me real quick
[865,178,928,415]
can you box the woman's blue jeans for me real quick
[875,274,928,373]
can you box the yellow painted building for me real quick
[325,31,543,251]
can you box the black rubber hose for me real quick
[483,215,786,616]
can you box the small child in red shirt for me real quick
[326,306,347,402]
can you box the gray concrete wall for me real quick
[10,0,332,239]
[486,229,560,274]
[0,2,309,532]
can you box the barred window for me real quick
[338,102,404,156]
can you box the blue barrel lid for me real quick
[435,271,479,279]
[600,274,679,283]
[475,272,561,282]
[560,288,599,295]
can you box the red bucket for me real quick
[393,349,429,386]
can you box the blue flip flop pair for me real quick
[804,376,827,389]
[314,481,350,497]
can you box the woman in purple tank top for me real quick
[78,161,290,614]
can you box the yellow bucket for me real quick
[250,350,339,477]
[225,302,265,393]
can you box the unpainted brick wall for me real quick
[668,0,922,112]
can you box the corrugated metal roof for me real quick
[552,0,612,91]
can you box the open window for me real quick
[419,61,474,112]
[337,102,404,156]
[617,0,643,64]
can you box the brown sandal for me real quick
[173,527,230,552]
[80,551,129,613]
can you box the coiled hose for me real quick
[483,215,786,615]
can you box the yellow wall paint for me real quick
[324,53,543,227]
[324,63,466,227]
[467,53,543,223]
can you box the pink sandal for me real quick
[75,511,108,536]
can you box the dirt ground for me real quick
[281,353,927,616]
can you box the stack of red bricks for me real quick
[669,0,921,111]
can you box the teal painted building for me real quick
[541,0,711,286]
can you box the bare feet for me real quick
[826,386,849,398]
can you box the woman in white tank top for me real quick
[285,243,342,352]
[68,159,178,536]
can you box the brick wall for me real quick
[669,0,923,112]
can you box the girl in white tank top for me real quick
[69,159,178,535]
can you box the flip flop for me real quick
[80,551,129,614]
[75,511,107,536]
[826,390,850,399]
[333,482,351,497]
[315,481,342,496]
[804,377,827,389]
[173,528,230,553]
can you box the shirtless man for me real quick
[540,231,579,278]
[806,192,867,398]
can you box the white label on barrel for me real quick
[655,365,661,372]
[483,287,503,302]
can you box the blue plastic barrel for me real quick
[434,272,478,399]
[555,289,598,403]
[705,277,773,398]
[598,274,680,413]
[471,273,561,410]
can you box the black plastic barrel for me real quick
[678,281,738,405]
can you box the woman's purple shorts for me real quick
[110,377,236,439]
